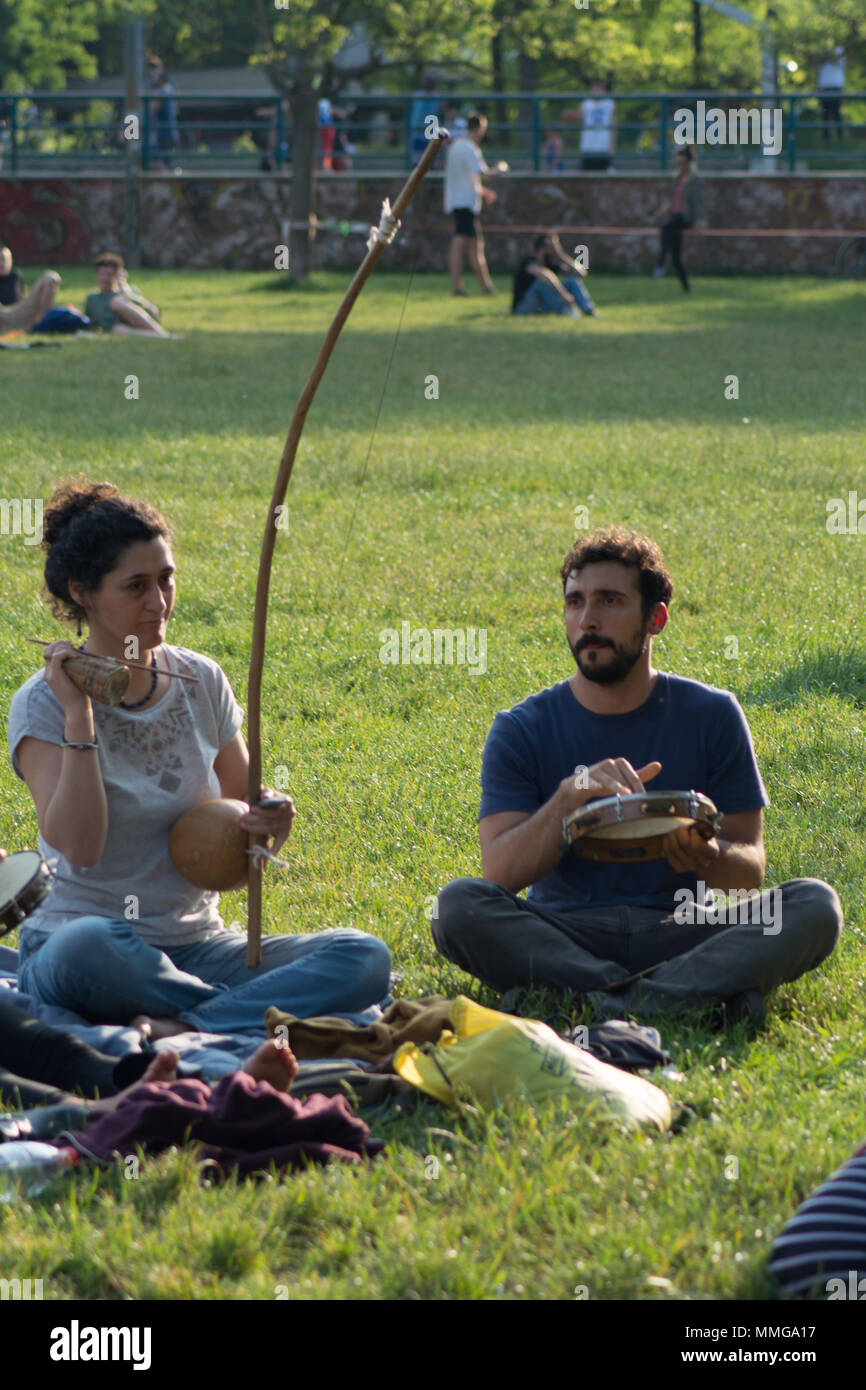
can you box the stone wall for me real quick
[1,172,863,275]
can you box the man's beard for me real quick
[571,625,650,685]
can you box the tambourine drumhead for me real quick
[562,791,720,863]
[585,812,704,841]
[0,851,52,937]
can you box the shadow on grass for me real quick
[740,645,866,708]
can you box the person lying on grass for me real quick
[431,526,842,1027]
[84,251,178,338]
[0,839,299,1123]
[0,242,60,333]
[8,480,391,1040]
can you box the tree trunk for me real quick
[517,51,538,162]
[692,1,703,89]
[288,85,317,283]
[492,30,508,149]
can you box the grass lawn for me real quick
[1,265,865,1302]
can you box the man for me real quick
[512,233,596,318]
[444,113,504,297]
[84,252,174,337]
[411,75,440,162]
[578,79,616,172]
[817,47,845,143]
[432,527,842,1023]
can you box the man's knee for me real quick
[431,877,499,953]
[780,877,843,962]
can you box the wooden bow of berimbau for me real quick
[244,132,446,967]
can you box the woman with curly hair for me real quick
[7,482,390,1036]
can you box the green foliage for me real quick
[0,267,863,1300]
[0,0,133,90]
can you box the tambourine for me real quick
[561,790,721,864]
[0,851,54,938]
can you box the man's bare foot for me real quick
[482,285,498,295]
[141,1050,180,1084]
[452,287,468,297]
[244,1038,299,1092]
[90,1049,180,1113]
[132,1014,195,1041]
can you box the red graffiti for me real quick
[0,182,91,263]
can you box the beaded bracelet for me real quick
[61,739,98,751]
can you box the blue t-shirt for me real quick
[479,673,768,912]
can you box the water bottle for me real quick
[0,1141,79,1202]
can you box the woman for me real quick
[653,145,705,292]
[8,482,390,1036]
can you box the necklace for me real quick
[119,650,158,709]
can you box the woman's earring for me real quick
[76,611,82,638]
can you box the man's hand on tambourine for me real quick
[663,823,721,875]
[558,757,662,813]
[239,790,295,853]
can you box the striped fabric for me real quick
[768,1144,866,1297]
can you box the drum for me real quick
[561,791,721,863]
[0,851,53,938]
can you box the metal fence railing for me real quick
[0,90,863,175]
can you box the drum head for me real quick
[0,851,44,897]
[591,813,697,841]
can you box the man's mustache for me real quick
[576,637,615,653]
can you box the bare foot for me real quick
[142,1050,180,1084]
[90,1049,180,1113]
[132,1014,195,1041]
[244,1038,298,1092]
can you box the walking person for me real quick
[444,113,506,297]
[653,146,705,292]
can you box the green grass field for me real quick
[1,266,865,1301]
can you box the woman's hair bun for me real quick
[42,481,120,549]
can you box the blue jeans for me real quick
[515,275,595,316]
[18,919,391,1034]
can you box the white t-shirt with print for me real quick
[580,98,615,154]
[7,645,244,949]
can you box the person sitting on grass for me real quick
[8,480,391,1039]
[0,243,60,333]
[431,526,842,1027]
[512,233,597,319]
[84,252,175,338]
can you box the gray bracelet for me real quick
[62,739,98,751]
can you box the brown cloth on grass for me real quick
[265,996,454,1066]
[64,1072,382,1177]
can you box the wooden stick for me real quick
[25,638,200,683]
[245,133,446,969]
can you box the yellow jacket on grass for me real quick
[393,996,672,1133]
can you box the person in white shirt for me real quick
[443,113,503,296]
[578,80,616,172]
[817,48,845,143]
